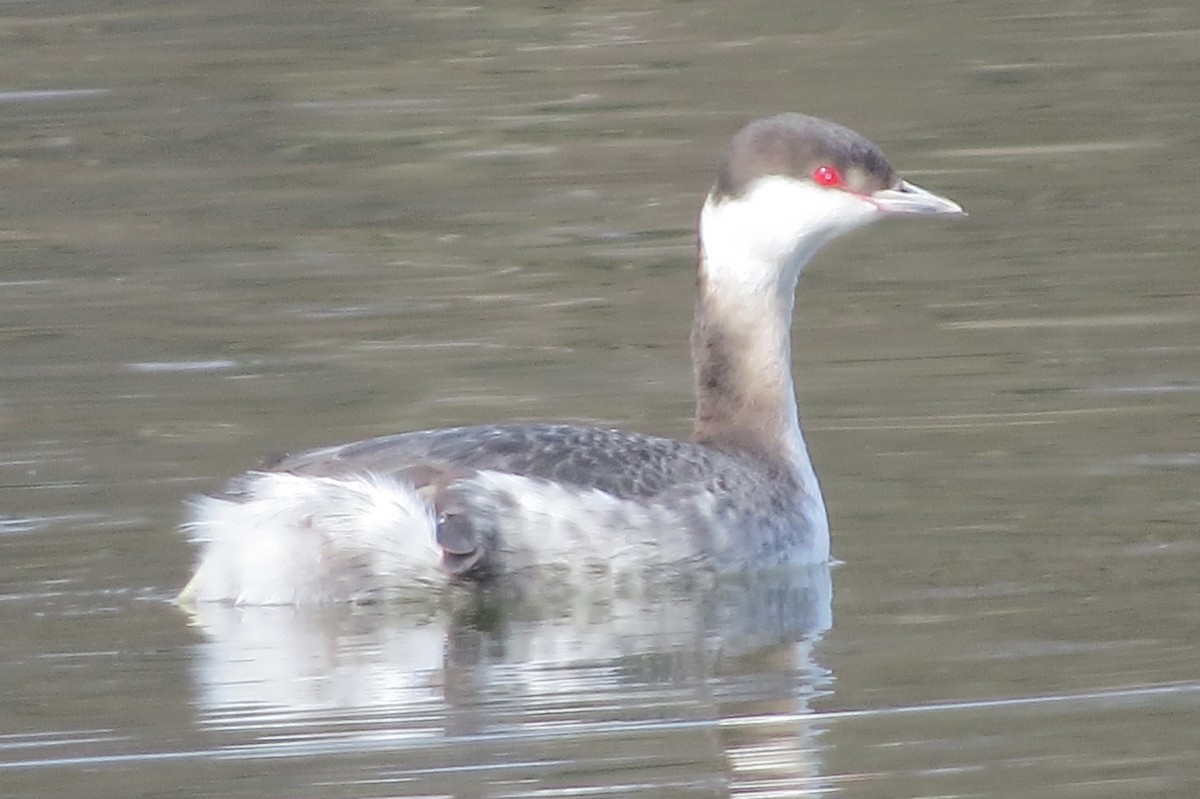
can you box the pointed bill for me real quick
[870,179,965,217]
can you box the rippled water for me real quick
[2,1,1199,797]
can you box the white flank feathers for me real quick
[178,472,442,605]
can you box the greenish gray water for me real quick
[2,1,1199,797]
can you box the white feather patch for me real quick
[457,471,709,589]
[178,472,442,605]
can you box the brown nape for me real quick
[689,261,795,469]
[712,113,897,203]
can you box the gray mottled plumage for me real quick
[274,423,792,501]
[271,423,807,577]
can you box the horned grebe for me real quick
[178,113,963,605]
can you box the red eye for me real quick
[812,165,843,187]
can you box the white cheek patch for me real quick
[700,176,879,295]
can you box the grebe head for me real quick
[699,114,964,296]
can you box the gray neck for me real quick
[690,250,804,472]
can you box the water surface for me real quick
[2,1,1199,797]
